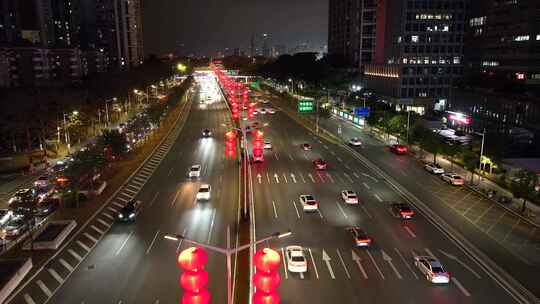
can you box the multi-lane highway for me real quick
[251,98,530,303]
[8,75,242,304]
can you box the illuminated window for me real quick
[412,35,419,43]
[453,57,461,64]
[469,16,486,27]
[482,61,499,67]
[515,73,525,80]
[531,74,540,80]
[513,35,529,42]
[537,34,540,40]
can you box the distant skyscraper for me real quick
[0,0,41,46]
[274,44,287,57]
[262,33,271,58]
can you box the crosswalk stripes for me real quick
[36,279,52,297]
[23,293,36,304]
[59,258,74,272]
[68,249,83,261]
[48,268,64,284]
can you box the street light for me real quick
[177,63,187,72]
[63,110,79,152]
[164,229,292,304]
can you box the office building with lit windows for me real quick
[363,0,467,114]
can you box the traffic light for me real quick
[253,248,281,304]
[297,100,314,113]
[178,247,211,304]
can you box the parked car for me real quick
[2,218,28,237]
[441,173,465,186]
[424,163,444,174]
[389,144,408,155]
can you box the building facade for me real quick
[364,0,467,114]
[464,0,540,86]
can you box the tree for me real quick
[100,129,128,156]
[510,169,539,214]
[461,149,479,183]
[416,127,445,164]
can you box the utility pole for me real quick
[478,128,486,183]
[316,98,320,134]
[406,110,411,144]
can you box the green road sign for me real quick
[297,100,314,113]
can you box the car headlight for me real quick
[118,213,124,218]
[129,213,135,218]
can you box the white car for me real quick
[34,175,50,188]
[341,190,359,204]
[441,173,464,185]
[414,256,451,284]
[286,246,307,273]
[267,108,276,114]
[196,184,211,200]
[262,100,270,104]
[348,137,362,147]
[0,209,14,226]
[263,140,272,149]
[258,108,267,115]
[188,165,201,178]
[299,194,318,212]
[424,163,444,174]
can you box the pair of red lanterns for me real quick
[177,247,282,304]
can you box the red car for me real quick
[313,159,328,170]
[390,144,408,155]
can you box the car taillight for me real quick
[358,238,371,243]
[401,211,414,217]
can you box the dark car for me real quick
[8,189,37,207]
[390,202,415,219]
[117,200,142,222]
[313,159,328,170]
[202,128,212,137]
[389,144,408,155]
[34,201,59,217]
[2,218,28,237]
[347,227,372,247]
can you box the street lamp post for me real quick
[164,229,292,304]
[288,78,294,95]
[63,113,70,152]
[477,128,486,183]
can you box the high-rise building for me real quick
[464,0,540,85]
[0,0,41,46]
[363,0,467,114]
[262,33,271,58]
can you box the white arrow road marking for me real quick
[290,173,297,183]
[366,250,385,279]
[274,173,280,183]
[362,182,370,190]
[115,231,134,256]
[322,250,336,279]
[382,250,402,279]
[257,173,262,184]
[336,249,351,279]
[352,250,368,279]
[344,173,354,183]
[394,248,418,279]
[308,248,319,279]
[299,173,306,183]
[336,201,348,219]
[292,200,301,219]
[374,194,383,202]
[326,173,335,183]
[272,201,278,219]
[403,226,417,238]
[282,173,288,183]
[266,172,271,183]
[452,277,471,297]
[308,173,316,183]
[281,248,288,279]
[438,250,482,279]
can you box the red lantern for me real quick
[253,291,280,304]
[253,248,281,273]
[182,289,211,304]
[178,247,208,272]
[180,269,209,292]
[253,270,280,293]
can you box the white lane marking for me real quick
[84,232,98,243]
[351,250,368,279]
[308,173,316,183]
[473,203,495,224]
[68,249,82,261]
[438,249,482,279]
[97,218,111,228]
[353,172,360,178]
[308,248,319,279]
[344,164,351,170]
[171,190,181,206]
[37,279,52,297]
[382,250,402,279]
[336,201,348,219]
[326,173,335,183]
[91,225,104,234]
[336,249,351,279]
[274,153,279,161]
[424,248,439,260]
[374,194,383,202]
[337,157,343,162]
[207,210,217,243]
[115,231,134,256]
[146,230,160,255]
[362,182,370,190]
[281,247,288,279]
[394,248,418,279]
[290,173,297,183]
[102,212,114,220]
[272,201,278,219]
[282,173,288,183]
[486,212,507,234]
[76,240,90,252]
[292,200,300,219]
[330,151,336,156]
[452,277,471,297]
[266,172,271,183]
[403,226,417,238]
[323,145,329,149]
[23,294,36,304]
[299,173,306,183]
[176,228,188,253]
[59,258,74,272]
[366,250,385,279]
[274,173,280,184]
[113,202,124,208]
[322,250,335,279]
[360,205,373,219]
[288,154,294,161]
[343,173,354,183]
[502,218,521,243]
[149,192,160,207]
[48,268,64,284]
[362,173,378,182]
[317,209,324,218]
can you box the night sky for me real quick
[142,0,328,56]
